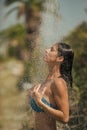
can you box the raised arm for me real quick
[35,78,69,123]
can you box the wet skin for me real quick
[34,79,57,130]
[28,44,69,130]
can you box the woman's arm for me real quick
[53,78,69,123]
[36,78,69,123]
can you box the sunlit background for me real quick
[0,0,87,130]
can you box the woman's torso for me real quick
[33,78,58,130]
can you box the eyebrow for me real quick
[51,47,54,50]
[51,46,57,51]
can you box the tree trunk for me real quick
[25,6,41,53]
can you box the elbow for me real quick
[62,116,69,124]
[56,115,69,124]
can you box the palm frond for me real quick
[25,0,45,9]
[4,0,22,6]
[17,3,25,18]
[34,0,46,11]
[4,6,18,18]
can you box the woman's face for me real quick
[43,44,58,63]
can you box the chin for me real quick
[43,57,48,62]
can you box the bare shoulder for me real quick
[53,77,68,96]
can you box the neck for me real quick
[47,63,61,79]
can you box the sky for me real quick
[58,0,87,40]
[0,0,87,45]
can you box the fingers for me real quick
[31,84,47,98]
[33,84,41,92]
[36,84,41,92]
[27,84,40,96]
[42,87,46,95]
[33,84,46,95]
[32,84,41,97]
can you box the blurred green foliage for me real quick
[64,22,87,129]
[4,0,45,10]
[0,18,87,130]
[0,24,26,60]
[65,22,87,88]
[0,24,25,44]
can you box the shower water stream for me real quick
[24,0,83,130]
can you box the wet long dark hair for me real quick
[57,43,74,87]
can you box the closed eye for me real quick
[51,47,54,51]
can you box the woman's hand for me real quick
[32,84,46,106]
[26,84,39,104]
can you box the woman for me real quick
[28,42,74,130]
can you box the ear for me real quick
[56,56,64,63]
